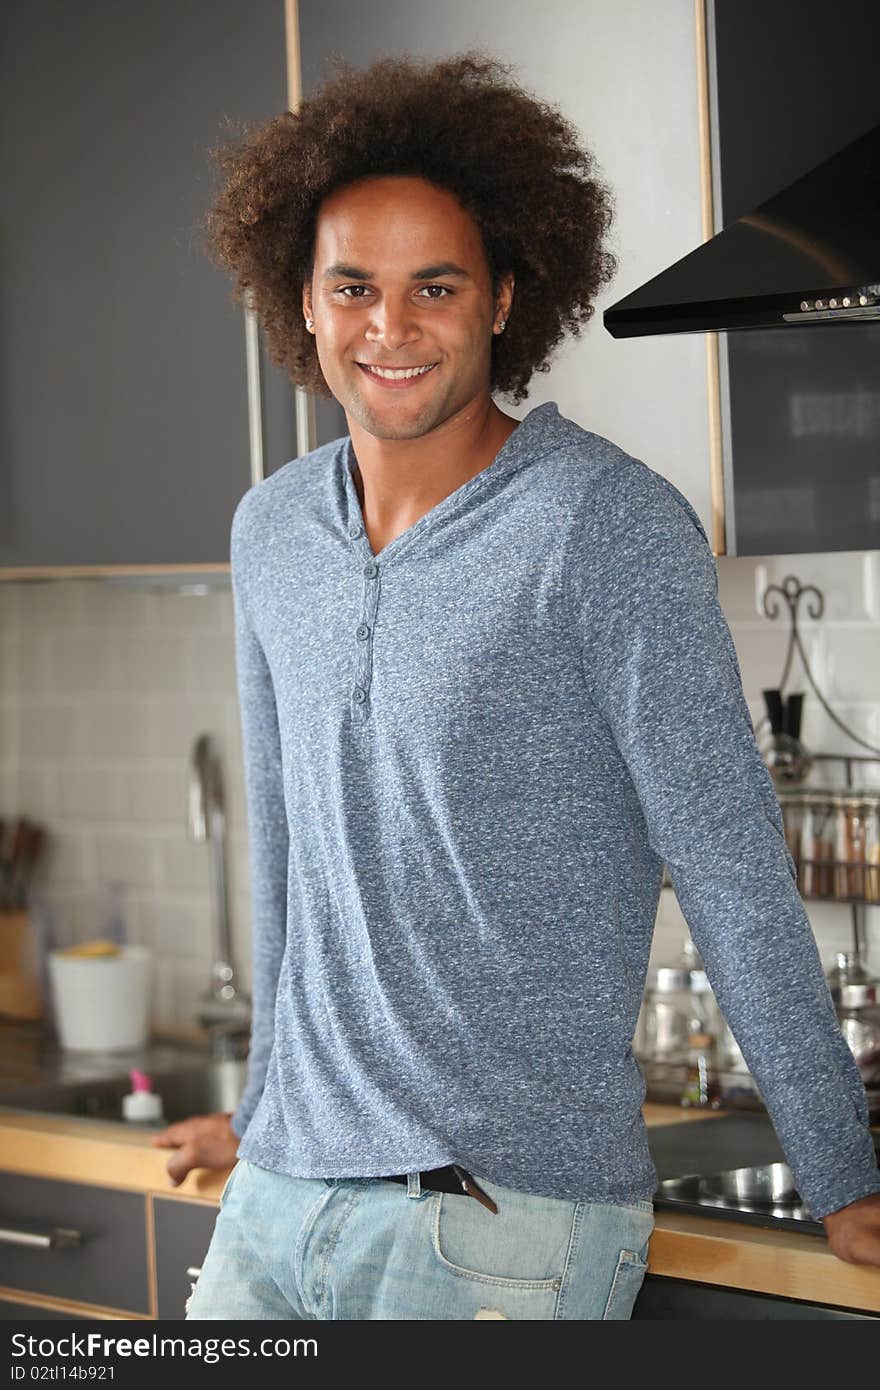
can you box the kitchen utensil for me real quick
[716,1162,798,1204]
[47,944,153,1051]
[758,700,814,786]
[0,908,45,1021]
[0,817,47,910]
[783,693,804,740]
[763,689,784,733]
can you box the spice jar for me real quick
[798,796,835,898]
[805,794,833,898]
[831,794,849,899]
[779,791,805,864]
[798,798,818,896]
[833,794,867,900]
[864,794,880,904]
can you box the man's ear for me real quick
[498,270,515,321]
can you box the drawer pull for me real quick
[186,1266,202,1280]
[0,1225,83,1251]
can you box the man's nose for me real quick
[364,299,422,349]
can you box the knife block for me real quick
[0,909,45,1020]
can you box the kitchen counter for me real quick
[1,1099,879,1314]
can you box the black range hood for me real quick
[604,122,880,338]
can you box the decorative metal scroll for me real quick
[760,575,880,758]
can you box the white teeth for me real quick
[363,363,436,380]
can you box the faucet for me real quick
[187,733,251,1058]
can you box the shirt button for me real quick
[353,685,367,703]
[363,561,378,578]
[356,624,370,640]
[349,524,363,539]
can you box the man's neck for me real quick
[348,398,520,554]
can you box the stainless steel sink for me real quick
[0,1058,247,1128]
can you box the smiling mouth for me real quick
[357,362,439,383]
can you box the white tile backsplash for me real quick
[2,549,879,1034]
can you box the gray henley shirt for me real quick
[228,399,880,1220]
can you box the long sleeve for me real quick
[567,463,880,1220]
[228,491,290,1141]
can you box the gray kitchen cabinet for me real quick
[152,1195,219,1320]
[709,0,880,555]
[633,1273,878,1320]
[0,1170,149,1315]
[0,1299,83,1320]
[0,0,307,571]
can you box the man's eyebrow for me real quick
[322,261,472,281]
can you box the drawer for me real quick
[153,1197,219,1321]
[632,1273,879,1320]
[0,1170,149,1314]
[0,1298,83,1320]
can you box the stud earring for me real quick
[495,319,506,333]
[305,318,314,331]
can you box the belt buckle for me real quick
[452,1164,498,1215]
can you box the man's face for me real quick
[303,175,513,440]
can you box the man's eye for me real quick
[336,285,452,299]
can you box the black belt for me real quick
[382,1164,498,1214]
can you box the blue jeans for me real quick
[185,1158,655,1320]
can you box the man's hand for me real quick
[150,1111,240,1187]
[822,1191,880,1267]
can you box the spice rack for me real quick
[777,753,880,975]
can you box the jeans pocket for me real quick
[219,1158,243,1209]
[602,1247,649,1319]
[430,1186,573,1289]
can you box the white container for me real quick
[48,945,153,1052]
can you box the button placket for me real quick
[353,560,380,721]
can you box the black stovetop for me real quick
[647,1113,880,1236]
[652,1171,824,1234]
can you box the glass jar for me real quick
[688,968,723,1033]
[679,990,723,1110]
[798,795,835,898]
[863,794,880,905]
[810,796,836,897]
[717,1017,750,1072]
[798,798,818,896]
[825,951,873,1006]
[779,790,806,864]
[640,968,693,1064]
[833,794,867,900]
[837,983,880,1092]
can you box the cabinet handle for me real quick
[295,385,315,461]
[186,1266,202,1280]
[243,291,264,486]
[243,291,316,486]
[0,1225,82,1250]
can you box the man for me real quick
[155,52,880,1319]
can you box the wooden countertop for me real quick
[1,1102,879,1314]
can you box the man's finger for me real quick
[151,1118,204,1147]
[165,1141,199,1186]
[846,1233,880,1268]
